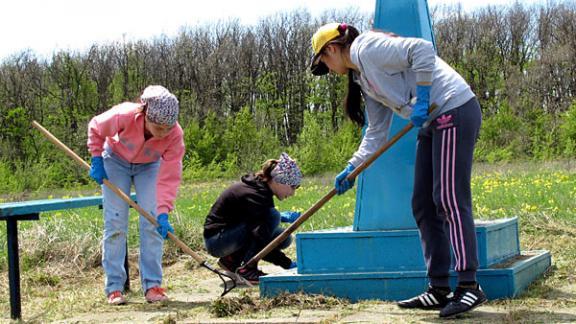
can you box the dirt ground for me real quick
[14,259,569,324]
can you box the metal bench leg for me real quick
[6,219,21,320]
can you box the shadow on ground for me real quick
[417,309,576,323]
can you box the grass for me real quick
[472,161,576,220]
[0,160,575,322]
[209,291,348,317]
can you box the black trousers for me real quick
[412,97,482,287]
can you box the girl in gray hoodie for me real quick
[310,22,485,318]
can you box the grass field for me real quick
[0,160,575,322]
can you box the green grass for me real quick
[472,162,576,220]
[0,160,575,322]
[0,176,356,270]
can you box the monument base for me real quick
[296,218,520,274]
[260,250,551,301]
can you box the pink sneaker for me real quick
[145,286,169,303]
[107,290,126,305]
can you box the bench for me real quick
[0,194,136,320]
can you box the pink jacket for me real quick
[87,102,185,215]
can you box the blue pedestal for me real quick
[259,0,550,303]
[297,218,520,274]
[262,216,552,300]
[260,251,551,302]
[353,0,434,231]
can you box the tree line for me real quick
[0,2,575,192]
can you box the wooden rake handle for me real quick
[31,121,205,264]
[244,104,437,268]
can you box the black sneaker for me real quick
[439,284,487,318]
[397,285,452,310]
[217,255,240,273]
[237,266,267,285]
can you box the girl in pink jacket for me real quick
[87,85,185,305]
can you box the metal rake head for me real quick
[201,262,237,297]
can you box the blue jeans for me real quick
[204,208,292,264]
[101,149,163,295]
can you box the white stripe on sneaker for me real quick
[423,294,433,306]
[465,292,478,300]
[429,294,439,305]
[419,295,428,306]
[461,293,478,306]
[461,298,474,306]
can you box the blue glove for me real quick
[280,211,301,223]
[410,84,431,127]
[334,163,355,195]
[156,213,174,239]
[89,156,108,185]
[289,261,298,269]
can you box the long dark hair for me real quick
[345,70,364,126]
[326,24,364,126]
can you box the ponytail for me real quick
[343,28,397,127]
[324,25,364,127]
[345,70,364,126]
[255,159,278,182]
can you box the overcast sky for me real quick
[0,0,545,62]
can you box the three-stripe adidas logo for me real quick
[460,291,479,306]
[398,287,453,310]
[438,286,487,317]
[418,292,440,306]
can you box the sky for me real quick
[0,0,546,62]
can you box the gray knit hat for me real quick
[141,85,179,126]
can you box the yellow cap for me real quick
[310,23,344,75]
[311,23,342,55]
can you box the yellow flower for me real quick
[521,203,538,213]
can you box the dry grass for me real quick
[209,291,348,317]
[18,219,102,271]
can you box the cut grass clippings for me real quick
[210,291,349,317]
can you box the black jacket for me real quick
[203,173,274,238]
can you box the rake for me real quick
[32,121,238,297]
[244,104,437,269]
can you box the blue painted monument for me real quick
[260,0,551,301]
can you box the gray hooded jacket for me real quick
[348,31,475,167]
